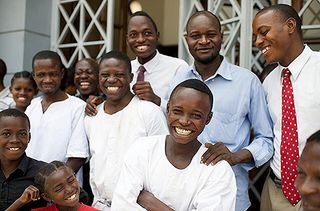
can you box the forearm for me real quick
[66,157,86,173]
[6,199,26,211]
[137,191,174,211]
[233,149,253,164]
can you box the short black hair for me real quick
[129,11,158,33]
[76,58,99,74]
[34,161,70,194]
[11,70,37,89]
[0,58,7,80]
[257,4,302,39]
[186,10,221,32]
[32,50,63,70]
[306,130,320,145]
[0,108,30,129]
[169,79,214,111]
[99,50,132,73]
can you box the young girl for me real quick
[10,71,38,112]
[32,161,98,211]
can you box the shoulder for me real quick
[136,97,163,114]
[31,204,56,211]
[66,95,86,106]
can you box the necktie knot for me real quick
[283,68,291,78]
[137,65,146,82]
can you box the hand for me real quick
[19,185,41,204]
[85,95,104,116]
[201,142,239,166]
[132,81,161,106]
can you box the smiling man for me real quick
[127,11,189,107]
[169,11,274,211]
[84,50,168,210]
[252,4,320,211]
[74,58,100,101]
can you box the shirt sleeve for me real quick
[141,102,169,136]
[243,77,274,169]
[111,142,147,211]
[66,102,89,159]
[192,161,236,211]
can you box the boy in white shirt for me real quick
[112,79,236,211]
[84,50,168,210]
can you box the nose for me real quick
[199,34,209,44]
[79,72,88,79]
[106,75,117,83]
[254,34,263,48]
[43,75,52,83]
[9,134,19,143]
[136,33,145,43]
[179,115,191,125]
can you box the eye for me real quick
[1,132,10,137]
[128,32,137,39]
[191,113,202,119]
[207,32,217,39]
[19,131,28,137]
[54,185,64,192]
[190,34,201,40]
[115,73,125,78]
[67,176,76,184]
[172,108,182,115]
[143,31,153,36]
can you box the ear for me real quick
[28,132,31,144]
[41,193,51,202]
[206,112,213,125]
[9,86,12,92]
[129,73,134,83]
[285,17,296,35]
[61,68,65,78]
[166,102,170,115]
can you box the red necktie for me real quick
[281,68,301,205]
[137,65,146,82]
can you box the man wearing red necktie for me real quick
[253,4,320,211]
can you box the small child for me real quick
[10,71,38,112]
[0,108,46,211]
[31,161,98,211]
[295,129,320,211]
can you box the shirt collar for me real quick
[135,50,160,74]
[191,57,233,81]
[279,45,312,81]
[16,153,29,175]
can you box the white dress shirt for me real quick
[131,51,189,108]
[263,45,320,178]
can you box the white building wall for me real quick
[0,0,51,86]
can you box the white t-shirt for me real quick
[85,96,168,207]
[131,51,189,108]
[25,95,89,162]
[112,135,236,211]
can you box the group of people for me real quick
[0,3,319,211]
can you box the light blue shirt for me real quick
[169,58,274,211]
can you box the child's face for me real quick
[0,116,30,162]
[43,167,80,208]
[99,58,133,102]
[33,58,64,96]
[10,78,37,109]
[295,141,320,211]
[167,87,212,145]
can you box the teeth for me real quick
[9,148,19,151]
[80,82,90,86]
[67,194,76,200]
[175,127,192,136]
[137,46,147,51]
[18,97,27,101]
[107,87,119,91]
[262,46,270,54]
